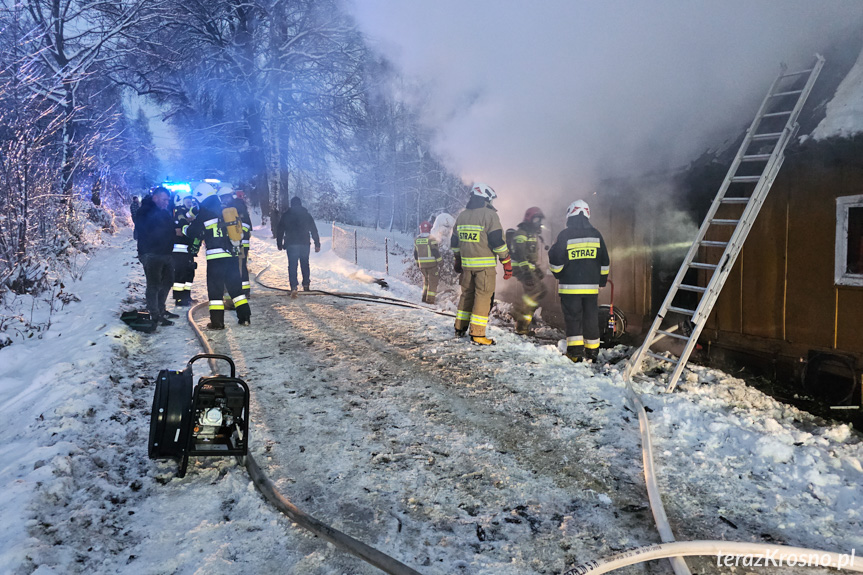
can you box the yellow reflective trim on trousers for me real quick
[559,288,599,295]
[172,283,184,290]
[210,300,225,310]
[469,315,488,326]
[461,257,496,267]
[523,295,538,307]
[566,336,584,347]
[456,310,472,320]
[585,340,600,349]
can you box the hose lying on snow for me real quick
[562,540,863,575]
[623,378,692,575]
[185,301,423,575]
[253,261,457,318]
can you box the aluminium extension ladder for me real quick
[627,55,825,392]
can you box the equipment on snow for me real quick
[120,310,157,333]
[148,354,250,478]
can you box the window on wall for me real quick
[836,195,863,286]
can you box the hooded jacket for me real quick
[136,195,176,256]
[276,198,320,249]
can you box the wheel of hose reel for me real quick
[148,370,193,459]
[599,304,626,343]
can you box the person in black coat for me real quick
[548,200,610,363]
[136,187,178,327]
[275,197,320,296]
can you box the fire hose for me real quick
[178,259,857,574]
[183,301,423,575]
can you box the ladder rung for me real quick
[657,329,691,341]
[751,132,782,140]
[689,262,717,270]
[646,351,679,364]
[763,111,792,118]
[780,68,813,78]
[771,89,803,97]
[711,218,740,225]
[699,240,728,248]
[678,284,706,293]
[741,154,771,162]
[720,197,750,204]
[668,306,696,316]
[731,175,762,183]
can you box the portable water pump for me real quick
[148,354,250,477]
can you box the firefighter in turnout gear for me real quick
[233,191,253,297]
[171,193,198,306]
[414,220,441,304]
[451,183,512,345]
[184,183,251,329]
[548,199,609,362]
[511,207,548,335]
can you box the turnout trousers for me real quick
[560,293,600,358]
[207,257,251,326]
[239,247,250,296]
[420,266,439,304]
[455,267,496,338]
[172,253,195,304]
[515,272,547,333]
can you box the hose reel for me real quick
[148,354,250,477]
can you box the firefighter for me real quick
[232,190,253,297]
[548,199,610,363]
[511,206,548,335]
[451,183,512,345]
[413,220,441,304]
[171,192,198,306]
[184,183,251,329]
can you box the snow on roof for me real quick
[811,46,863,140]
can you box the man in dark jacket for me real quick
[276,197,320,297]
[136,187,178,328]
[130,196,141,239]
[548,200,610,363]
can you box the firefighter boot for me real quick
[455,327,468,338]
[585,347,599,363]
[471,336,496,346]
[565,349,584,363]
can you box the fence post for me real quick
[385,237,389,276]
[354,229,358,264]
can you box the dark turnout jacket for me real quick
[548,214,610,295]
[136,196,176,256]
[276,204,320,249]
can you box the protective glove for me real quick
[315,244,321,253]
[454,254,463,274]
[502,258,513,280]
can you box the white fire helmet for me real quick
[471,182,497,202]
[566,199,590,219]
[192,182,217,204]
[218,184,234,199]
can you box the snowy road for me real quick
[3,223,862,575]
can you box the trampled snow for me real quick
[1,213,861,574]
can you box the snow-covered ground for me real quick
[1,214,862,575]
